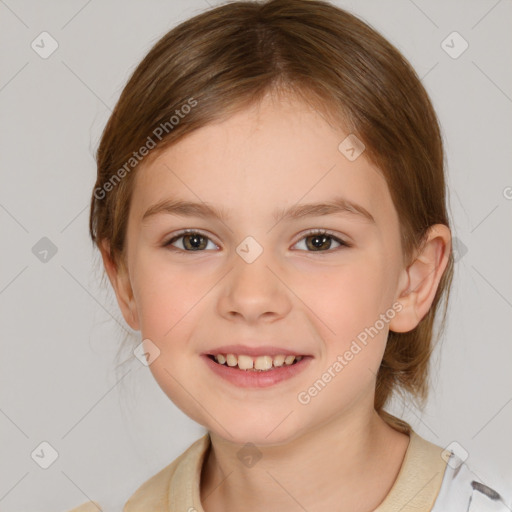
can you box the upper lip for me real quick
[204,344,311,357]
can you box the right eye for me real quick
[163,230,219,252]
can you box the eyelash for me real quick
[163,228,351,254]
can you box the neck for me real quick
[200,406,410,512]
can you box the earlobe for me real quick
[389,224,451,333]
[99,240,140,331]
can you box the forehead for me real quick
[130,94,396,227]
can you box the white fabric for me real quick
[432,451,511,512]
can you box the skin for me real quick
[101,91,451,512]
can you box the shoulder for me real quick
[62,434,210,512]
[405,431,511,511]
[123,433,210,512]
[431,444,511,511]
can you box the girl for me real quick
[69,0,509,510]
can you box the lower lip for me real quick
[201,354,312,388]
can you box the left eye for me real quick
[164,229,349,253]
[293,230,349,252]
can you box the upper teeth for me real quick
[214,354,303,370]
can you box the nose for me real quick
[216,247,292,324]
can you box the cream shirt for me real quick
[66,429,509,512]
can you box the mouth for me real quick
[206,353,309,372]
[202,352,313,388]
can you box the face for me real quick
[114,93,409,446]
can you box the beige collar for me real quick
[374,430,447,511]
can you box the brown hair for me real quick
[89,0,454,433]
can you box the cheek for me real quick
[133,258,206,420]
[296,254,392,337]
[132,253,211,339]
[296,266,391,412]
[292,253,394,394]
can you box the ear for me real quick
[99,240,140,331]
[389,224,451,333]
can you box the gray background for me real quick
[0,0,511,510]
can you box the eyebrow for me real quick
[142,195,375,224]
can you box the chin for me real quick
[208,419,303,448]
